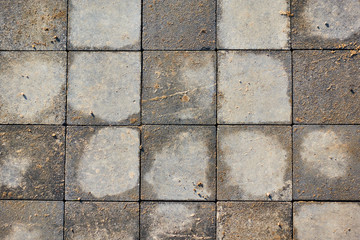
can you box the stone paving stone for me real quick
[294,202,360,240]
[293,125,360,201]
[218,126,292,201]
[68,0,141,50]
[218,51,292,124]
[141,125,216,200]
[0,52,66,124]
[293,50,360,124]
[0,126,65,200]
[65,202,139,240]
[67,52,141,125]
[142,51,216,124]
[143,0,216,50]
[0,0,67,50]
[141,202,215,239]
[217,202,292,240]
[217,0,290,49]
[66,126,140,201]
[292,0,360,49]
[0,201,63,240]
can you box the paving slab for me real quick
[0,0,67,50]
[217,0,290,49]
[294,202,360,240]
[67,52,141,125]
[218,51,292,124]
[65,127,140,201]
[0,52,66,124]
[0,201,63,240]
[65,202,139,240]
[217,202,292,240]
[293,50,360,124]
[293,125,360,200]
[141,125,216,200]
[0,126,65,200]
[68,0,141,50]
[142,51,216,124]
[218,126,292,201]
[292,0,360,49]
[141,202,215,240]
[143,0,216,50]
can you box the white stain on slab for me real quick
[0,156,31,188]
[4,223,42,240]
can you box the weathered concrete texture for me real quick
[68,0,141,50]
[67,52,141,125]
[218,126,292,201]
[141,202,215,240]
[294,202,360,240]
[217,202,292,240]
[143,0,216,50]
[0,0,67,50]
[0,126,65,200]
[218,51,292,124]
[142,51,216,124]
[141,126,216,200]
[292,0,360,49]
[293,125,360,200]
[65,202,139,240]
[293,50,360,124]
[66,127,139,201]
[217,0,290,49]
[0,52,66,124]
[0,201,63,240]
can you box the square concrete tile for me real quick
[142,51,216,124]
[141,125,216,200]
[293,50,360,124]
[294,202,360,240]
[217,202,292,240]
[141,202,215,239]
[67,52,141,125]
[65,202,139,240]
[68,0,141,50]
[0,52,66,124]
[66,126,140,201]
[217,0,290,49]
[218,126,292,201]
[0,0,67,50]
[293,125,360,200]
[292,0,360,49]
[143,0,216,50]
[0,126,65,200]
[0,201,63,240]
[218,51,292,124]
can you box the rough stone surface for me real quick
[65,202,139,240]
[141,202,215,240]
[218,126,292,201]
[218,51,292,124]
[67,52,141,125]
[0,201,63,240]
[293,125,360,200]
[217,0,290,49]
[142,51,216,124]
[217,202,292,240]
[66,127,139,201]
[0,0,67,50]
[141,126,216,200]
[292,0,360,49]
[68,0,141,50]
[294,202,360,240]
[293,50,360,124]
[143,0,216,50]
[0,52,66,124]
[0,126,65,200]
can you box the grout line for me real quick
[214,0,218,238]
[139,0,144,238]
